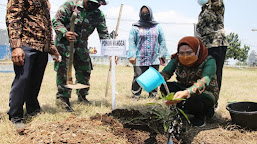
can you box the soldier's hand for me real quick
[11,48,25,66]
[65,31,78,42]
[129,57,136,64]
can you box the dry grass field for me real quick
[0,63,257,143]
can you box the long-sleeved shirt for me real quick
[52,0,109,50]
[196,1,228,48]
[127,24,168,66]
[6,0,55,53]
[161,56,219,103]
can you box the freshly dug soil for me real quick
[18,109,169,144]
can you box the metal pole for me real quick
[112,55,116,110]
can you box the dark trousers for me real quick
[208,46,227,91]
[8,45,48,122]
[132,65,159,97]
[160,82,214,117]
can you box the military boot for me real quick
[78,95,91,105]
[56,97,74,112]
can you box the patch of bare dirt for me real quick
[16,109,256,144]
[17,110,168,144]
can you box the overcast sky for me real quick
[0,0,257,58]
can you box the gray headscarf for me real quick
[132,5,158,28]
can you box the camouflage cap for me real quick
[89,0,108,5]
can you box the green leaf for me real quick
[147,103,163,108]
[172,98,186,101]
[178,108,190,124]
[165,92,174,100]
[151,109,162,118]
[146,103,158,105]
[160,92,166,100]
[152,116,160,119]
[163,122,168,132]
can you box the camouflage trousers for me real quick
[54,46,92,99]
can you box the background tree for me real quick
[226,32,250,63]
[238,45,250,62]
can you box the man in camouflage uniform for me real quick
[196,0,228,108]
[6,0,60,129]
[52,0,110,112]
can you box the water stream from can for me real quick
[163,82,170,95]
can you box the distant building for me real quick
[248,50,257,67]
[0,29,11,60]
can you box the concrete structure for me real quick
[248,50,257,67]
[0,29,11,60]
[90,55,130,66]
[90,55,170,66]
[48,54,131,66]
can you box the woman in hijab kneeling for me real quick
[160,36,219,127]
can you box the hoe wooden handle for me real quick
[67,12,77,85]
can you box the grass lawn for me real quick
[0,63,257,143]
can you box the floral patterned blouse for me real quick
[127,24,168,66]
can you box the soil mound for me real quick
[18,109,168,144]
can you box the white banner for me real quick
[101,39,126,56]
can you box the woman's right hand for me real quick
[129,57,136,64]
[159,57,166,66]
[165,90,189,105]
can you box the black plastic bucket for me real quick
[226,102,257,129]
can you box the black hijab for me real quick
[132,5,158,28]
